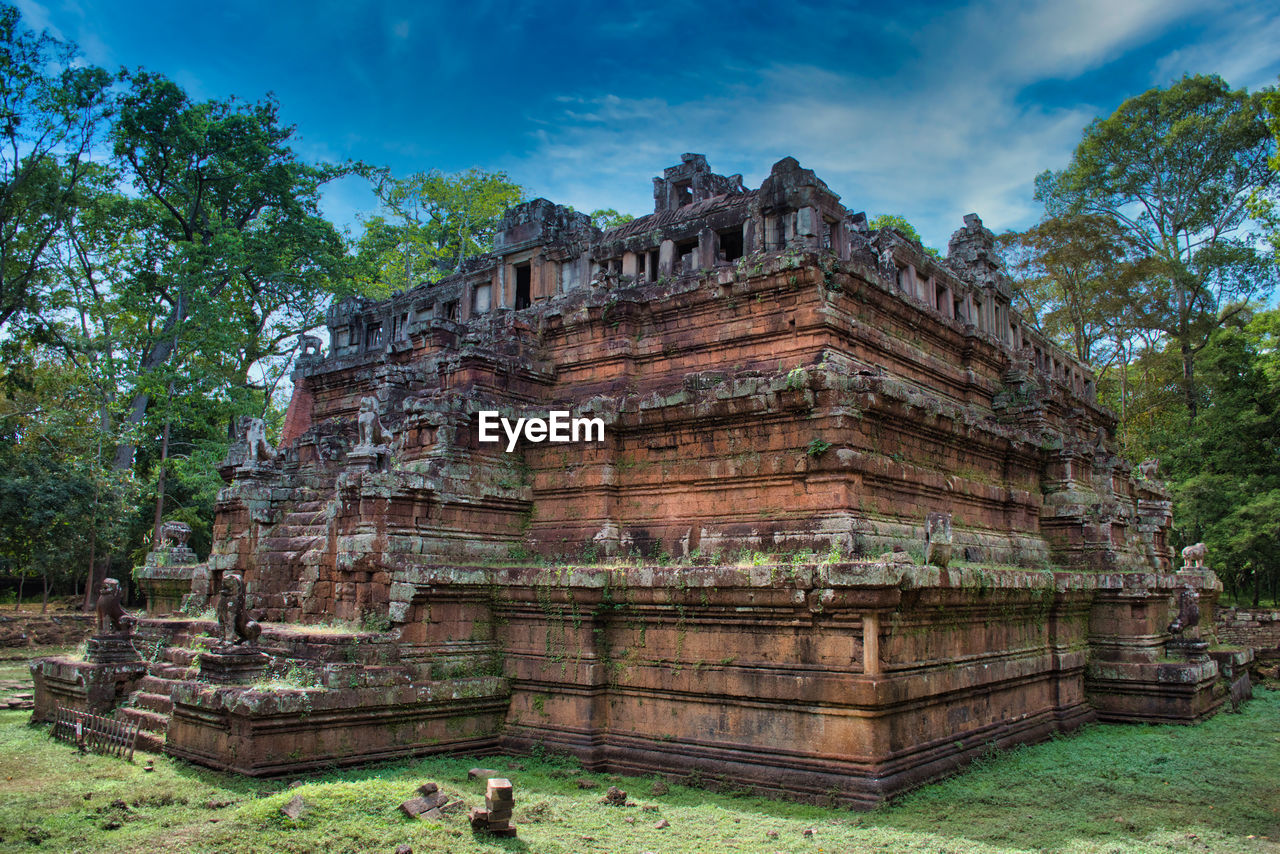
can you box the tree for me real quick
[0,4,111,337]
[107,71,349,470]
[1150,309,1280,604]
[353,167,524,295]
[1036,74,1278,420]
[0,355,132,609]
[870,214,939,256]
[589,208,633,230]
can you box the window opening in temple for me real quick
[347,325,360,347]
[674,181,692,207]
[649,250,660,278]
[443,300,458,321]
[936,284,948,315]
[636,252,646,281]
[718,228,744,262]
[953,297,964,321]
[895,266,907,292]
[676,239,698,273]
[821,219,835,250]
[514,263,532,309]
[391,312,409,340]
[365,322,383,350]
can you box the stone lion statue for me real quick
[95,578,136,636]
[924,512,953,570]
[356,396,392,448]
[298,332,323,358]
[1181,542,1207,569]
[217,572,262,645]
[160,520,192,549]
[243,417,276,464]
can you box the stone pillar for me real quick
[622,251,638,279]
[796,207,820,249]
[862,612,881,676]
[658,239,676,277]
[698,227,717,270]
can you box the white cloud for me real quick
[514,0,1228,249]
[1151,1,1280,89]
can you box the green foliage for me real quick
[0,4,112,337]
[351,167,524,296]
[1036,74,1278,418]
[0,355,134,598]
[869,214,940,257]
[588,208,635,230]
[997,214,1157,369]
[805,438,832,457]
[1141,309,1280,603]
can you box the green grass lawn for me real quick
[0,671,1277,853]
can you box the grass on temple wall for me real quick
[0,687,1278,853]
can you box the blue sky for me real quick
[18,0,1280,250]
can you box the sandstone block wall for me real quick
[1216,607,1280,651]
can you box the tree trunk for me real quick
[41,570,48,614]
[1181,340,1197,421]
[15,574,23,611]
[82,529,97,612]
[82,558,107,613]
[151,386,174,544]
[111,305,183,471]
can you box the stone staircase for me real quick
[258,488,332,620]
[262,489,329,558]
[117,644,200,752]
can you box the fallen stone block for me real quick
[280,795,306,821]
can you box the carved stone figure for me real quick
[160,520,192,549]
[298,332,323,358]
[924,512,953,569]
[95,578,136,636]
[243,417,276,464]
[217,572,262,645]
[1181,542,1207,569]
[1166,585,1200,635]
[1138,458,1160,480]
[356,396,392,448]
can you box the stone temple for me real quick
[33,154,1250,807]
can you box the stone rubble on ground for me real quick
[467,777,517,838]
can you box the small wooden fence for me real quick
[51,706,140,761]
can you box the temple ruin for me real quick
[33,154,1250,807]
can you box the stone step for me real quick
[139,674,183,694]
[148,663,192,680]
[259,537,323,551]
[163,647,200,666]
[268,525,325,538]
[133,691,173,715]
[135,729,166,754]
[118,706,169,735]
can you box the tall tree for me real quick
[0,4,111,337]
[1150,309,1280,604]
[1036,74,1278,419]
[107,71,348,469]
